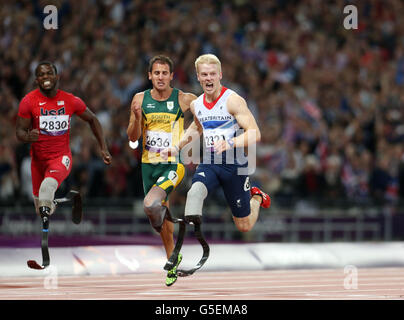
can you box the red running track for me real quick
[0,267,403,300]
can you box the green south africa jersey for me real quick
[141,88,184,164]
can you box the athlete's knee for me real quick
[233,217,253,233]
[143,199,167,233]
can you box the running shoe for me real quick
[165,253,183,286]
[250,186,271,208]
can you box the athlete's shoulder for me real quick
[22,88,40,100]
[226,88,244,102]
[135,90,146,98]
[193,93,204,108]
[195,92,204,102]
[224,87,237,97]
[132,91,145,104]
[178,89,197,99]
[178,89,197,111]
[226,89,248,115]
[58,89,77,100]
[19,89,40,110]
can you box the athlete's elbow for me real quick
[127,128,139,142]
[16,133,24,143]
[16,130,28,143]
[127,133,137,142]
[16,130,23,142]
[126,128,132,140]
[128,135,139,143]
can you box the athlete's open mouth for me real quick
[206,83,214,89]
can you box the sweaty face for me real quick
[148,62,173,91]
[36,64,58,92]
[196,63,222,97]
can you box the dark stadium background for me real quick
[1,0,403,245]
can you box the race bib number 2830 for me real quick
[39,115,70,136]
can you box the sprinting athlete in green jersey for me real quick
[127,55,196,286]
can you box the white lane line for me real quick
[2,276,404,290]
[2,287,404,300]
[3,266,404,281]
[3,270,404,286]
[3,281,404,298]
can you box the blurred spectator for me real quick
[2,0,404,210]
[296,154,325,200]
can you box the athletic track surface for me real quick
[1,267,403,300]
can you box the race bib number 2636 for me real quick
[145,131,172,150]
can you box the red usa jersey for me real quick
[18,89,87,161]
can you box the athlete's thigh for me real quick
[141,162,159,196]
[142,162,185,197]
[154,163,185,196]
[191,164,220,194]
[44,154,72,187]
[219,165,251,218]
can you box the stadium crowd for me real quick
[1,0,404,210]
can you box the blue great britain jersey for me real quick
[194,86,246,165]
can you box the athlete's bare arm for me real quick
[160,101,203,159]
[180,101,203,147]
[78,108,112,165]
[214,93,261,154]
[178,91,197,113]
[16,116,39,143]
[127,92,144,142]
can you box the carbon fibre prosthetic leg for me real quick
[167,182,210,276]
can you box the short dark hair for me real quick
[148,55,174,73]
[35,61,57,76]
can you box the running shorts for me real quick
[191,163,251,218]
[31,153,72,197]
[141,162,185,200]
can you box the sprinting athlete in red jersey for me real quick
[16,61,112,226]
